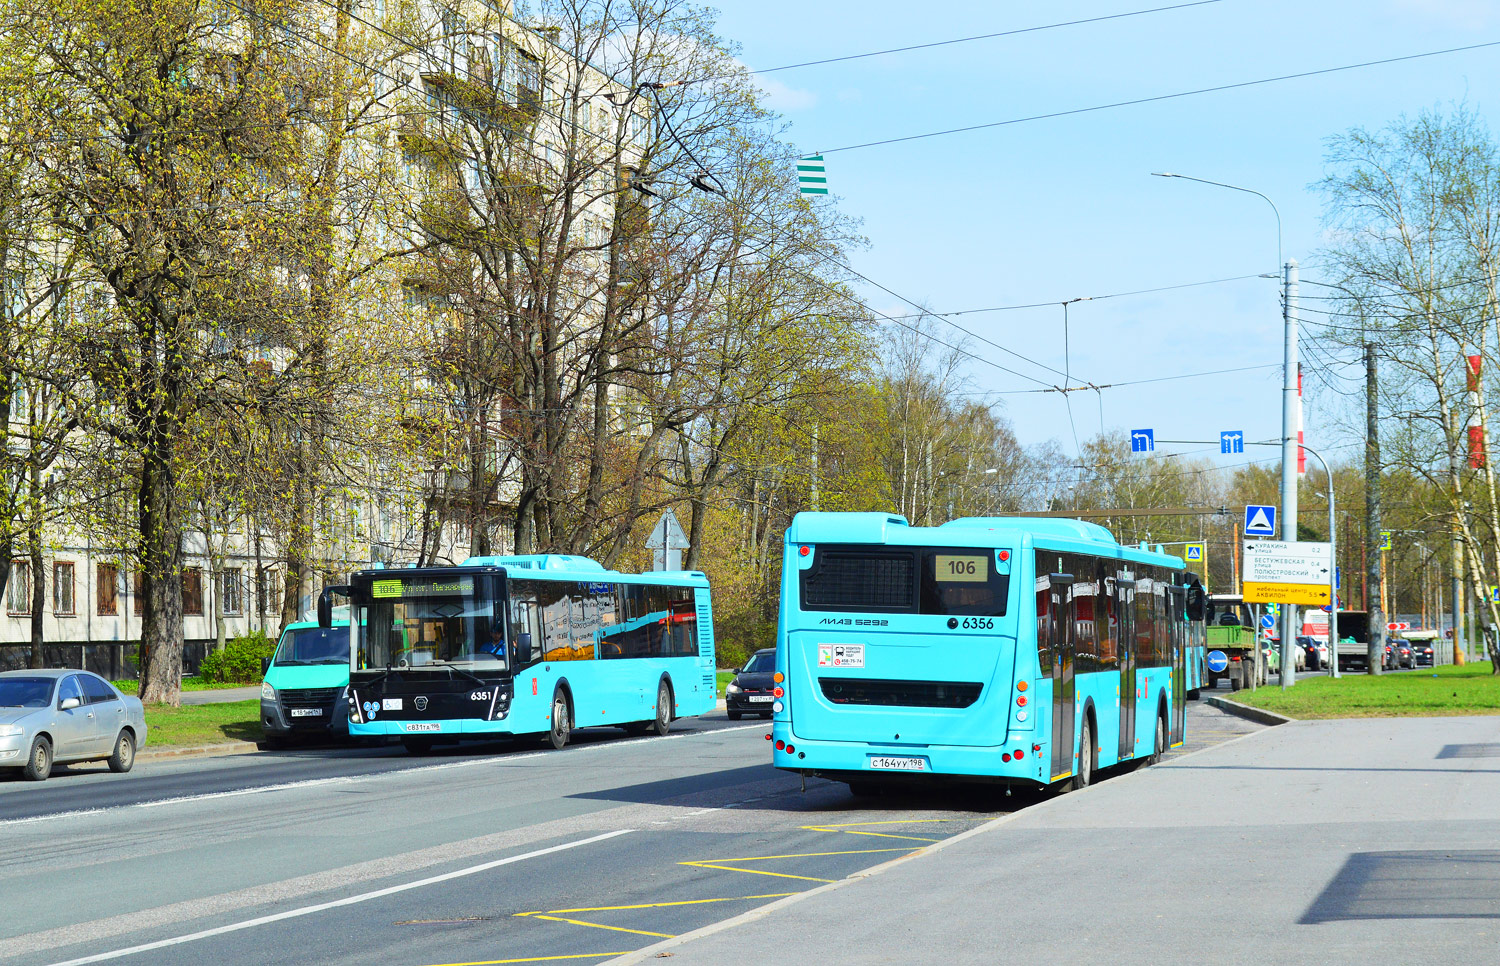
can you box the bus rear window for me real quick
[800,547,1008,617]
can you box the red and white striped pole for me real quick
[1467,353,1484,469]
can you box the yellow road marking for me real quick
[519,894,797,916]
[679,862,835,883]
[688,847,917,863]
[802,828,939,842]
[799,819,957,828]
[423,953,628,966]
[526,915,673,938]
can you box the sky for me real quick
[707,0,1500,474]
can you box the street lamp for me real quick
[1154,171,1299,686]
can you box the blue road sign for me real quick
[1267,603,1280,616]
[1260,614,1276,630]
[1220,430,1244,454]
[1130,429,1154,453]
[1207,650,1229,673]
[1244,504,1277,537]
[1336,566,1341,589]
[1184,544,1203,562]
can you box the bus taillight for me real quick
[1016,695,1027,707]
[1013,748,1025,759]
[773,686,784,698]
[776,739,785,750]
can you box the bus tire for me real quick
[402,738,435,755]
[1147,712,1167,766]
[1187,688,1201,701]
[1074,716,1096,790]
[548,690,572,750]
[847,781,879,797]
[650,680,673,737]
[727,710,742,721]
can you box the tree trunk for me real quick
[27,522,43,670]
[138,440,184,706]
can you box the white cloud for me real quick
[757,75,818,111]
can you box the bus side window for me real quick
[1035,572,1052,674]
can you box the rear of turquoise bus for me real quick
[771,512,1042,789]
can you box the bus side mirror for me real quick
[318,584,352,628]
[516,633,533,664]
[1186,583,1206,622]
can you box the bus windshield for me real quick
[357,574,506,671]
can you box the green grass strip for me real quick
[1232,663,1500,718]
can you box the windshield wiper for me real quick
[425,663,492,688]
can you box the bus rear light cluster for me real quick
[1002,747,1028,764]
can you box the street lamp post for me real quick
[1153,172,1300,686]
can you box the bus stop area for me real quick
[608,712,1500,966]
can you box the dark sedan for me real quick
[724,648,777,720]
[1408,640,1436,666]
[1392,640,1415,669]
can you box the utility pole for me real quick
[1280,260,1299,688]
[1366,344,1384,674]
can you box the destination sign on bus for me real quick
[371,577,475,599]
[934,554,988,583]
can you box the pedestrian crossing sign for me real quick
[1184,543,1204,563]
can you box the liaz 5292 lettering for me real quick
[770,513,1206,794]
[317,555,717,753]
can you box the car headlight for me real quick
[0,724,23,737]
[725,683,742,694]
[261,682,276,701]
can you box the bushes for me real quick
[198,630,275,684]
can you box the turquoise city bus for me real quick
[771,513,1206,793]
[323,555,717,753]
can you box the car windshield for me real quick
[274,627,351,666]
[0,677,53,708]
[743,652,776,673]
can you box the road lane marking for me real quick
[2,724,769,828]
[426,955,628,966]
[527,916,673,938]
[680,847,920,883]
[46,830,634,966]
[800,819,958,843]
[513,894,800,943]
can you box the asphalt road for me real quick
[0,704,1259,966]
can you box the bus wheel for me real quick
[727,710,742,721]
[1147,713,1166,765]
[402,738,435,755]
[847,781,879,797]
[1074,718,1095,790]
[548,691,572,750]
[650,681,672,737]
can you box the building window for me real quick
[53,562,75,616]
[222,568,244,616]
[6,560,30,615]
[182,567,204,616]
[98,563,119,616]
[259,568,279,616]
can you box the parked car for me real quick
[260,621,352,748]
[1391,640,1415,669]
[0,669,147,781]
[724,648,777,720]
[1409,640,1436,667]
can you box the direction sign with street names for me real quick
[1244,504,1277,537]
[1242,541,1334,584]
[1243,540,1333,605]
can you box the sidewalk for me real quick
[612,714,1500,965]
[179,686,260,705]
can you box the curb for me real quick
[137,741,263,762]
[1203,694,1295,727]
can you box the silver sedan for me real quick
[0,668,148,781]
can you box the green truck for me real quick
[1205,594,1261,690]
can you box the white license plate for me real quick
[869,756,926,771]
[404,722,440,733]
[289,708,323,717]
[748,695,773,703]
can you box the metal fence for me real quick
[0,642,213,681]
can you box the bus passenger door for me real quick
[1117,574,1135,761]
[1048,574,1076,782]
[1168,586,1187,745]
